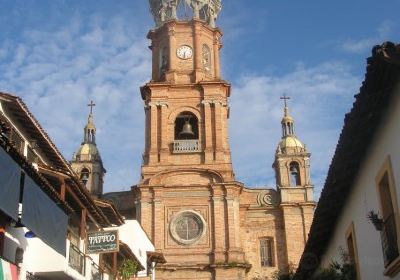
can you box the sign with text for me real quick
[87,230,119,254]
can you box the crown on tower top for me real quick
[149,0,222,28]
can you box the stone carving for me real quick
[149,0,222,28]
[257,190,279,207]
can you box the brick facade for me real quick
[131,19,315,280]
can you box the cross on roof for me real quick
[87,100,96,114]
[280,94,290,107]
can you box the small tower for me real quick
[71,101,106,198]
[273,95,313,201]
[273,96,315,266]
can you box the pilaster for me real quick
[159,103,169,163]
[225,184,244,263]
[202,100,214,162]
[211,185,227,263]
[213,34,221,79]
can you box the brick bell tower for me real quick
[136,0,248,279]
[273,96,315,266]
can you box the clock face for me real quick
[176,45,193,59]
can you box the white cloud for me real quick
[0,11,362,199]
[341,20,394,54]
[229,62,361,197]
[0,14,150,192]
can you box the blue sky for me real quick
[0,0,399,196]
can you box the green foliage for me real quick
[272,263,296,280]
[273,250,356,280]
[228,261,238,268]
[118,259,139,280]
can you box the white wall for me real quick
[109,219,155,277]
[319,92,400,280]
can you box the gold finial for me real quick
[87,100,96,115]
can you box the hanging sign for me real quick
[87,230,119,254]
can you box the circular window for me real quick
[170,211,206,245]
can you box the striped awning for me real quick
[0,258,18,280]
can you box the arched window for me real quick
[80,168,90,186]
[202,44,211,73]
[159,46,168,78]
[289,162,301,186]
[176,0,193,20]
[174,112,199,140]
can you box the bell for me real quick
[179,120,195,137]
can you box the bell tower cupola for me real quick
[147,0,223,84]
[71,101,106,198]
[273,95,314,203]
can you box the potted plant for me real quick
[367,210,383,231]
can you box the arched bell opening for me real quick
[80,168,90,186]
[174,112,199,140]
[176,0,194,20]
[289,161,301,187]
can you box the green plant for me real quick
[272,263,295,280]
[294,249,356,280]
[228,261,238,268]
[118,259,140,280]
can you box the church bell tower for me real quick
[273,96,315,266]
[71,101,106,198]
[137,1,247,279]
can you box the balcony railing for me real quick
[89,261,103,280]
[381,213,399,267]
[69,244,86,276]
[26,272,40,280]
[173,140,200,153]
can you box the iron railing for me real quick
[26,271,40,280]
[69,244,86,276]
[90,260,103,280]
[381,213,399,267]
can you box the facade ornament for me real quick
[149,0,222,28]
[148,101,169,108]
[257,190,279,207]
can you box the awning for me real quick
[0,147,21,220]
[21,176,68,256]
[0,258,18,280]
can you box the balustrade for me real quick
[173,140,200,153]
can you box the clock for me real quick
[176,45,193,59]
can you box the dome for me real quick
[278,135,305,153]
[74,143,101,161]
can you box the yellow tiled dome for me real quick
[279,135,304,150]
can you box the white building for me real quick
[296,42,400,280]
[0,92,159,280]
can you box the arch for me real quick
[80,167,90,186]
[202,44,211,73]
[289,161,301,186]
[174,111,199,140]
[168,106,201,124]
[148,168,224,186]
[159,46,169,78]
